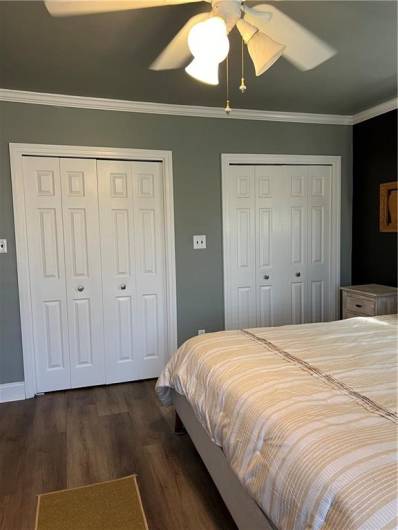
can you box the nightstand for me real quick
[340,284,398,319]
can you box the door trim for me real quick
[10,143,177,398]
[221,153,341,329]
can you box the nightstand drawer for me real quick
[343,309,367,319]
[340,284,397,320]
[344,294,376,316]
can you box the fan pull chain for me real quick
[239,37,247,94]
[225,55,231,115]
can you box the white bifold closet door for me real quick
[23,157,71,392]
[61,158,106,388]
[225,164,331,330]
[98,160,167,384]
[22,156,167,393]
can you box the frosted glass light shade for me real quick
[185,59,219,85]
[248,32,285,76]
[185,16,229,85]
[236,18,285,76]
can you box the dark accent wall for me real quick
[352,110,397,286]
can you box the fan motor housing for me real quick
[212,0,242,32]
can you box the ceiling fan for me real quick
[44,0,336,109]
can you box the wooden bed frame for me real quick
[173,390,276,530]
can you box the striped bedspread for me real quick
[156,315,398,530]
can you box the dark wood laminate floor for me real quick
[0,380,237,530]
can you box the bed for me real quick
[156,315,398,530]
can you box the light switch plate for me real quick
[0,239,7,254]
[193,235,206,250]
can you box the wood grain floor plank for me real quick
[94,384,129,417]
[101,412,137,479]
[66,413,112,488]
[32,391,67,435]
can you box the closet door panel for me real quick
[132,162,167,378]
[255,166,287,327]
[311,280,325,322]
[22,157,70,392]
[258,285,273,327]
[98,160,167,382]
[291,282,305,324]
[285,166,309,324]
[60,158,105,388]
[307,166,331,322]
[98,160,138,384]
[310,206,325,264]
[226,166,256,329]
[290,206,305,266]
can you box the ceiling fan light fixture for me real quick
[187,16,229,62]
[248,32,285,76]
[237,19,285,77]
[185,59,219,85]
[185,16,229,85]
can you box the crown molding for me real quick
[0,88,352,125]
[352,97,398,125]
[1,88,396,126]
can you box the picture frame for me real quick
[379,181,398,232]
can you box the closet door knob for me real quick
[77,285,85,292]
[120,284,127,290]
[264,274,270,280]
[295,272,301,277]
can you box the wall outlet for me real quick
[193,235,206,250]
[198,329,206,335]
[0,239,7,254]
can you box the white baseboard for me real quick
[0,381,26,403]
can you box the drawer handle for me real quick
[264,274,270,280]
[120,284,127,290]
[77,285,85,292]
[355,304,362,308]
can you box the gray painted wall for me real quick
[0,101,352,384]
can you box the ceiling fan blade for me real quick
[44,0,204,17]
[243,4,336,71]
[150,11,210,70]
